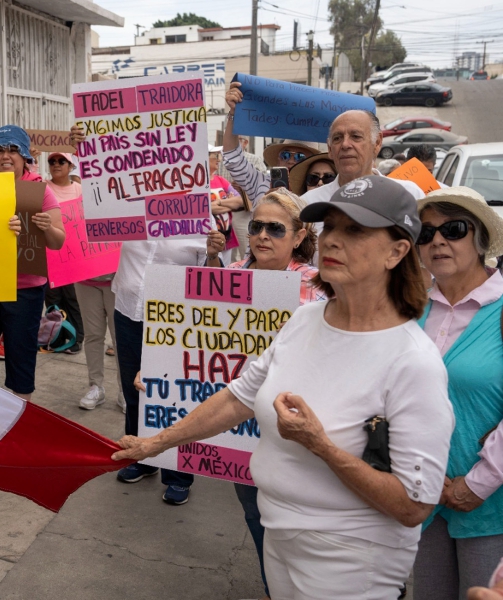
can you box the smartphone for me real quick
[270,167,289,190]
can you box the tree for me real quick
[371,30,407,71]
[328,0,406,80]
[153,13,221,29]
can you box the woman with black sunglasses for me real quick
[414,187,503,600]
[288,153,337,196]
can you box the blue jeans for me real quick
[0,285,45,394]
[114,309,193,487]
[234,483,269,597]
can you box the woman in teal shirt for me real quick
[414,186,503,600]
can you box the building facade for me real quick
[0,0,123,130]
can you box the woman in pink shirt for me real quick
[414,186,503,600]
[44,152,85,354]
[0,125,65,400]
[209,145,242,265]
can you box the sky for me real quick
[92,0,503,69]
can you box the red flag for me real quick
[0,388,132,512]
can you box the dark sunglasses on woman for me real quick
[305,173,337,187]
[248,220,293,238]
[417,220,470,245]
[48,158,70,166]
[278,150,306,163]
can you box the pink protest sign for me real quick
[185,267,253,304]
[177,443,254,485]
[73,87,138,118]
[46,198,121,288]
[145,192,210,221]
[136,80,204,112]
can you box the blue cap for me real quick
[0,125,33,164]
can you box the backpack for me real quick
[38,305,77,352]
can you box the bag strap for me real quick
[479,306,503,445]
[49,321,77,352]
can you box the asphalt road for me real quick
[375,78,503,143]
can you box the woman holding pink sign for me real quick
[43,152,85,356]
[209,145,243,266]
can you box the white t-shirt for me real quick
[302,168,425,204]
[113,239,208,322]
[228,301,454,548]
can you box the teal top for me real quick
[418,296,503,538]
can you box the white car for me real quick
[365,63,423,87]
[368,73,436,98]
[436,142,503,217]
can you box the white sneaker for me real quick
[79,385,105,410]
[117,392,126,414]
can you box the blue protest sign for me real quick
[231,73,376,143]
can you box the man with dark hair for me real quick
[407,144,437,174]
[408,144,449,187]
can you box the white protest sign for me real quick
[139,264,302,485]
[71,74,210,243]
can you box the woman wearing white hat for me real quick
[414,187,503,600]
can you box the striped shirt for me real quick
[222,145,271,208]
[227,257,326,306]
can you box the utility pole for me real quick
[249,0,258,154]
[364,0,381,92]
[476,40,494,70]
[307,31,314,86]
[133,24,144,38]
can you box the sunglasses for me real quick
[248,220,293,238]
[305,173,337,187]
[417,220,470,245]
[48,158,70,166]
[278,150,306,163]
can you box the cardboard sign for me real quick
[26,130,75,154]
[0,173,17,301]
[388,157,441,194]
[138,264,302,485]
[46,197,121,288]
[16,180,47,277]
[232,73,376,143]
[71,74,210,243]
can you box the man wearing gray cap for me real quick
[302,110,424,204]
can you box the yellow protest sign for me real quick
[388,157,441,194]
[0,172,17,301]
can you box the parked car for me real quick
[436,143,503,211]
[368,72,435,98]
[375,82,453,107]
[469,70,490,80]
[381,116,452,138]
[379,129,468,160]
[365,65,432,89]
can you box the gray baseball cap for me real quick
[300,175,421,242]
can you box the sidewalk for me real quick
[0,349,264,599]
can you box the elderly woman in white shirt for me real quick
[112,176,454,600]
